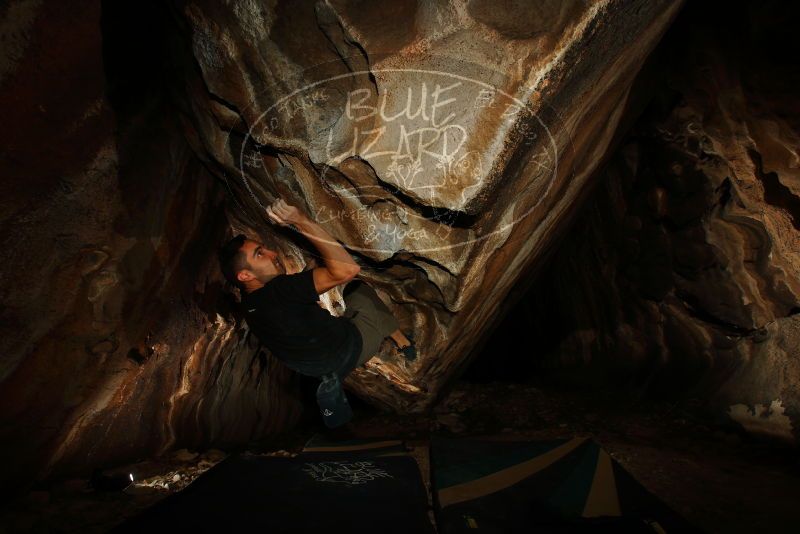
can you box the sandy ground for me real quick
[2,380,799,533]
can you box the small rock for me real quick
[172,449,199,462]
[436,413,467,433]
[171,473,181,483]
[202,449,226,462]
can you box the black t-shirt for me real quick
[242,269,362,377]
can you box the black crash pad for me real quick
[113,452,434,533]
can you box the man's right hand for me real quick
[266,198,307,227]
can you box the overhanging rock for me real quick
[171,0,686,412]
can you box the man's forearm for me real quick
[294,217,360,278]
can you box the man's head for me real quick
[218,234,285,293]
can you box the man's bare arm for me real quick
[292,216,360,279]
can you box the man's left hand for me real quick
[266,198,307,227]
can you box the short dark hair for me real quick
[218,234,250,290]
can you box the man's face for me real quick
[238,239,285,285]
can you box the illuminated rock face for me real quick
[171,0,686,412]
[516,1,800,441]
[0,1,302,496]
[2,0,797,499]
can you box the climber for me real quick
[217,198,416,382]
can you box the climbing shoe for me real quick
[398,333,417,361]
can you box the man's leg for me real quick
[342,280,410,365]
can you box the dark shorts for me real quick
[342,280,400,367]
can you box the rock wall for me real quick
[5,0,794,500]
[481,0,800,441]
[169,0,685,412]
[0,0,302,496]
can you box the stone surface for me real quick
[4,382,800,533]
[0,0,302,497]
[479,0,800,441]
[3,0,798,505]
[169,0,685,413]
